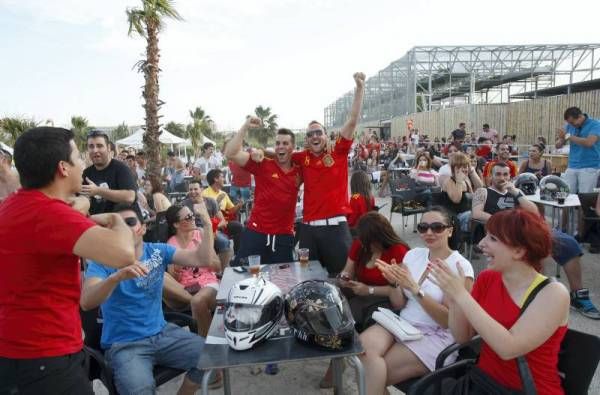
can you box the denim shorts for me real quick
[105,323,205,395]
[214,230,232,253]
[229,186,251,202]
[552,229,583,266]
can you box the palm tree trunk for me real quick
[142,20,161,179]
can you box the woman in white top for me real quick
[359,206,474,394]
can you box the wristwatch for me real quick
[368,286,375,295]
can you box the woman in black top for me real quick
[519,143,551,179]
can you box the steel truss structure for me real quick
[324,44,600,128]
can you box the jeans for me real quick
[105,323,204,395]
[457,211,472,232]
[229,186,251,203]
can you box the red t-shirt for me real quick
[482,159,518,179]
[292,137,353,222]
[348,240,409,285]
[473,270,566,394]
[347,193,375,227]
[229,160,252,187]
[242,158,299,235]
[0,189,95,358]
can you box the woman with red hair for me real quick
[430,209,569,394]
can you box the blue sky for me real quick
[1,0,599,131]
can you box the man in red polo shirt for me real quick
[0,127,137,394]
[292,72,365,274]
[225,117,300,264]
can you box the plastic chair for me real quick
[81,307,197,394]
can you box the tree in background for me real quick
[252,105,278,146]
[189,106,214,139]
[111,122,130,142]
[164,121,186,138]
[0,117,39,146]
[127,0,182,179]
[70,116,90,151]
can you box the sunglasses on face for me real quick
[179,213,195,222]
[306,129,324,138]
[416,222,450,234]
[124,217,139,227]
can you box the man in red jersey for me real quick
[293,73,365,274]
[0,127,137,395]
[225,117,301,264]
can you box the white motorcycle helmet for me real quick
[539,175,570,201]
[224,276,284,351]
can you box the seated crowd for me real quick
[1,96,599,395]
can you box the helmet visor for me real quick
[224,299,283,332]
[300,301,354,335]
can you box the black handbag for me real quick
[444,278,552,395]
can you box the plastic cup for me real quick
[298,248,310,267]
[248,255,261,275]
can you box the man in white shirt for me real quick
[193,143,221,185]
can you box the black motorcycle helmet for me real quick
[514,172,538,196]
[539,175,569,201]
[284,280,355,350]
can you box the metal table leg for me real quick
[223,368,232,395]
[332,357,345,395]
[200,368,213,395]
[348,355,366,395]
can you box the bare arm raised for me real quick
[225,116,262,166]
[340,73,366,140]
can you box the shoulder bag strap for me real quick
[515,277,552,395]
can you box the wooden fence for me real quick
[389,89,600,145]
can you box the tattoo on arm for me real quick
[473,188,487,208]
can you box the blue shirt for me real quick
[85,242,176,349]
[565,114,600,169]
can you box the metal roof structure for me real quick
[324,44,600,128]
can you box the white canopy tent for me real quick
[115,128,187,148]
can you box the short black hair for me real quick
[564,107,582,120]
[14,127,75,189]
[86,129,110,146]
[206,168,222,186]
[277,128,295,145]
[0,148,12,163]
[126,154,136,161]
[202,142,214,151]
[459,122,466,127]
[112,202,144,223]
[477,136,491,144]
[136,151,145,158]
[167,151,176,157]
[483,123,490,129]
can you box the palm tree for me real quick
[127,0,182,179]
[185,122,202,158]
[252,105,278,146]
[71,116,89,151]
[0,117,38,146]
[164,121,185,138]
[111,122,130,142]
[189,106,214,139]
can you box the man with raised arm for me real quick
[294,73,365,274]
[225,117,301,264]
[0,127,136,395]
[81,200,219,395]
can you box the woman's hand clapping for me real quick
[427,259,468,302]
[375,259,418,294]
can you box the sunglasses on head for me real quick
[124,217,139,227]
[416,222,450,234]
[87,130,109,139]
[180,213,195,222]
[306,129,324,138]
